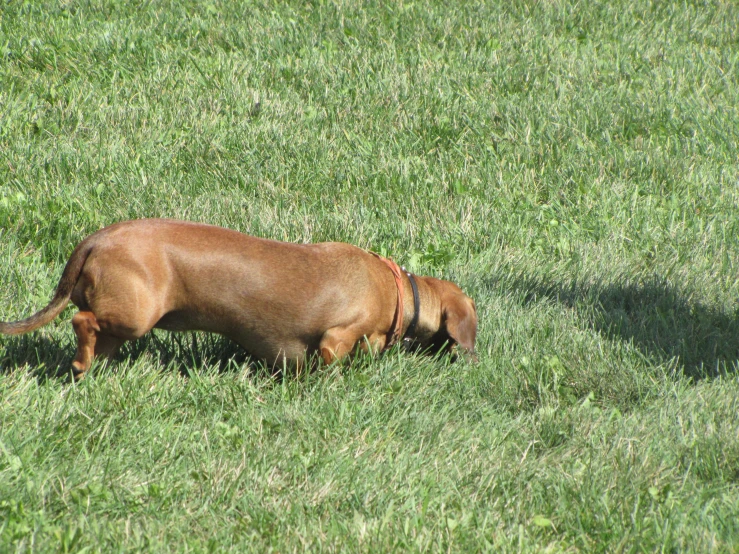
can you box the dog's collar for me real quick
[370,252,420,350]
[401,266,420,344]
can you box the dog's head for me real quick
[415,277,478,361]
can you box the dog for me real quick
[0,219,477,379]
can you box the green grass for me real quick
[1,0,739,551]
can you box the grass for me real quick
[1,0,739,551]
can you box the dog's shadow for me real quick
[123,330,273,379]
[0,333,73,380]
[498,272,739,379]
[0,326,272,381]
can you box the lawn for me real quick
[1,0,738,551]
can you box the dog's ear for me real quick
[443,296,477,358]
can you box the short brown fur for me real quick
[0,219,477,379]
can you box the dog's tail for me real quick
[0,239,95,335]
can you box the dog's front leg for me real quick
[318,326,386,364]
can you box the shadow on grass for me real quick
[502,273,739,379]
[0,330,274,381]
[121,330,275,378]
[0,334,73,380]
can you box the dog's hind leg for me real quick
[71,311,125,380]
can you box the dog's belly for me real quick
[153,310,205,332]
[153,310,317,364]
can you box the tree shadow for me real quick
[498,272,739,380]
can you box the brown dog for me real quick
[0,219,477,379]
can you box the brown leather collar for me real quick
[370,252,405,349]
